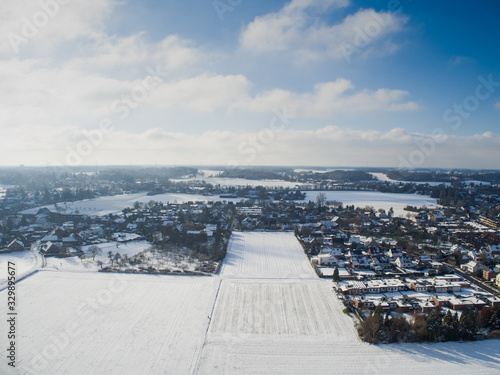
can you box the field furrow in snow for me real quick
[209,280,359,339]
[197,339,500,375]
[196,231,500,375]
[0,272,216,375]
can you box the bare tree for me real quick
[316,192,327,207]
[114,253,122,267]
[108,251,115,267]
[87,245,102,261]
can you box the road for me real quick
[455,268,500,297]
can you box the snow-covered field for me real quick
[44,240,152,273]
[209,279,358,338]
[197,338,500,374]
[220,232,317,279]
[1,232,499,374]
[0,272,218,374]
[198,232,500,374]
[0,251,42,289]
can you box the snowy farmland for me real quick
[1,232,499,374]
[199,232,500,375]
[0,251,42,289]
[220,232,317,279]
[0,272,218,374]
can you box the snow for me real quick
[209,279,358,339]
[83,240,152,260]
[22,189,438,218]
[20,192,149,216]
[302,190,439,217]
[198,169,223,177]
[170,177,304,188]
[46,256,100,272]
[317,266,349,278]
[42,241,153,273]
[220,232,317,279]
[0,250,42,288]
[369,173,490,187]
[294,168,355,173]
[197,339,500,374]
[197,232,500,374]
[1,232,499,374]
[20,192,247,217]
[43,240,213,275]
[0,272,218,374]
[111,232,142,242]
[370,172,452,186]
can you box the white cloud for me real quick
[0,56,417,128]
[3,125,499,169]
[236,78,419,115]
[0,58,133,124]
[239,0,407,62]
[69,33,201,73]
[147,73,252,112]
[0,0,115,55]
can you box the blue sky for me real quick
[0,0,499,168]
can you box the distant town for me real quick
[1,166,500,345]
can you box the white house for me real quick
[321,247,342,256]
[317,254,338,266]
[395,256,413,269]
[461,261,484,274]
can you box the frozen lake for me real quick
[302,190,439,217]
[370,172,490,186]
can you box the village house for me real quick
[395,256,413,269]
[461,260,485,274]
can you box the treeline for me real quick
[96,167,198,183]
[219,168,376,183]
[0,168,63,190]
[385,170,500,184]
[219,168,288,180]
[0,166,199,188]
[358,305,500,344]
[386,170,454,182]
[300,170,375,182]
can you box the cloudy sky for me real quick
[1,0,499,169]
